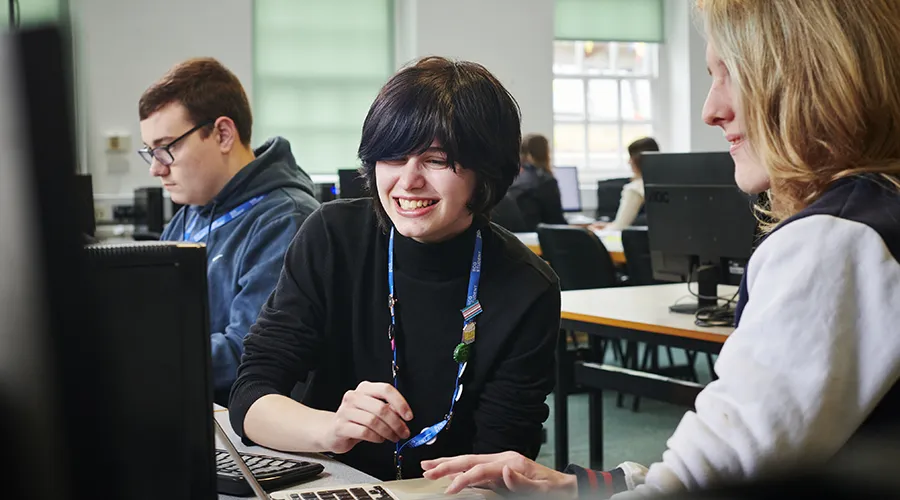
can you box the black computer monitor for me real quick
[554,166,582,212]
[0,25,217,499]
[134,186,165,235]
[642,152,759,314]
[73,173,96,237]
[83,242,216,499]
[338,168,367,199]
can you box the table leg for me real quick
[589,388,604,470]
[554,328,569,471]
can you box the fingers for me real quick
[445,462,507,495]
[357,382,414,421]
[349,393,411,440]
[340,407,403,443]
[503,465,541,493]
[334,420,385,446]
[421,453,507,478]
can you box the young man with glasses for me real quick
[138,57,320,406]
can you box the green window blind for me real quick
[253,0,394,174]
[2,0,63,30]
[555,0,664,43]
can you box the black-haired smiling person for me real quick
[228,57,561,481]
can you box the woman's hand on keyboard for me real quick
[326,381,414,454]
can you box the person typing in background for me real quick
[591,137,659,231]
[424,0,900,496]
[138,58,319,405]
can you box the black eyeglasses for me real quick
[138,120,213,167]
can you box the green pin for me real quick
[453,342,470,363]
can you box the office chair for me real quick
[595,177,630,221]
[536,224,618,290]
[535,224,626,401]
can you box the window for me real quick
[552,40,658,182]
[253,0,394,175]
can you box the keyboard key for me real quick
[301,494,317,500]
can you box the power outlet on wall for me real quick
[94,205,109,222]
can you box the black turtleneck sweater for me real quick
[229,198,560,480]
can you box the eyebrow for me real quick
[707,66,712,76]
[149,136,175,147]
[422,147,447,154]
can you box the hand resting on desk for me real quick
[421,451,576,497]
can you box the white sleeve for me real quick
[607,184,644,231]
[613,214,900,498]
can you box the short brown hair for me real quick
[138,57,252,146]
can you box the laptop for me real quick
[213,418,489,500]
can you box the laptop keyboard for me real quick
[281,485,395,500]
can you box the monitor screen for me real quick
[554,166,581,212]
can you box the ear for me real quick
[213,116,239,154]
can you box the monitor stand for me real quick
[670,265,719,315]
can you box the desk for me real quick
[215,409,377,499]
[515,230,626,264]
[553,284,735,471]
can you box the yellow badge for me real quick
[462,322,476,344]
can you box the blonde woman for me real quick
[421,0,900,497]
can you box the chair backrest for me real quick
[621,227,664,286]
[595,177,630,221]
[536,224,618,290]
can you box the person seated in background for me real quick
[228,56,561,481]
[138,57,320,406]
[590,137,659,232]
[507,133,567,230]
[424,0,900,497]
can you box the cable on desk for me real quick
[683,263,740,328]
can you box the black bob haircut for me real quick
[357,56,522,230]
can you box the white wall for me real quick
[394,0,555,143]
[71,0,723,214]
[70,0,252,199]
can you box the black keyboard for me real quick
[280,485,396,500]
[216,449,325,496]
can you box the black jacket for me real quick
[507,164,567,231]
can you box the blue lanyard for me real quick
[183,194,267,242]
[387,227,483,479]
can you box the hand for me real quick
[325,381,413,454]
[589,221,608,231]
[422,451,577,497]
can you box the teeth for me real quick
[398,199,436,210]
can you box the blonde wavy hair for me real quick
[695,0,900,226]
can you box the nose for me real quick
[702,83,735,128]
[148,158,169,177]
[395,158,426,191]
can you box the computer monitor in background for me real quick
[554,166,582,212]
[0,25,217,499]
[134,186,165,236]
[338,168,367,199]
[642,152,758,315]
[73,173,96,237]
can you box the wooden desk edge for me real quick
[560,311,730,343]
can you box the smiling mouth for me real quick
[396,198,438,211]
